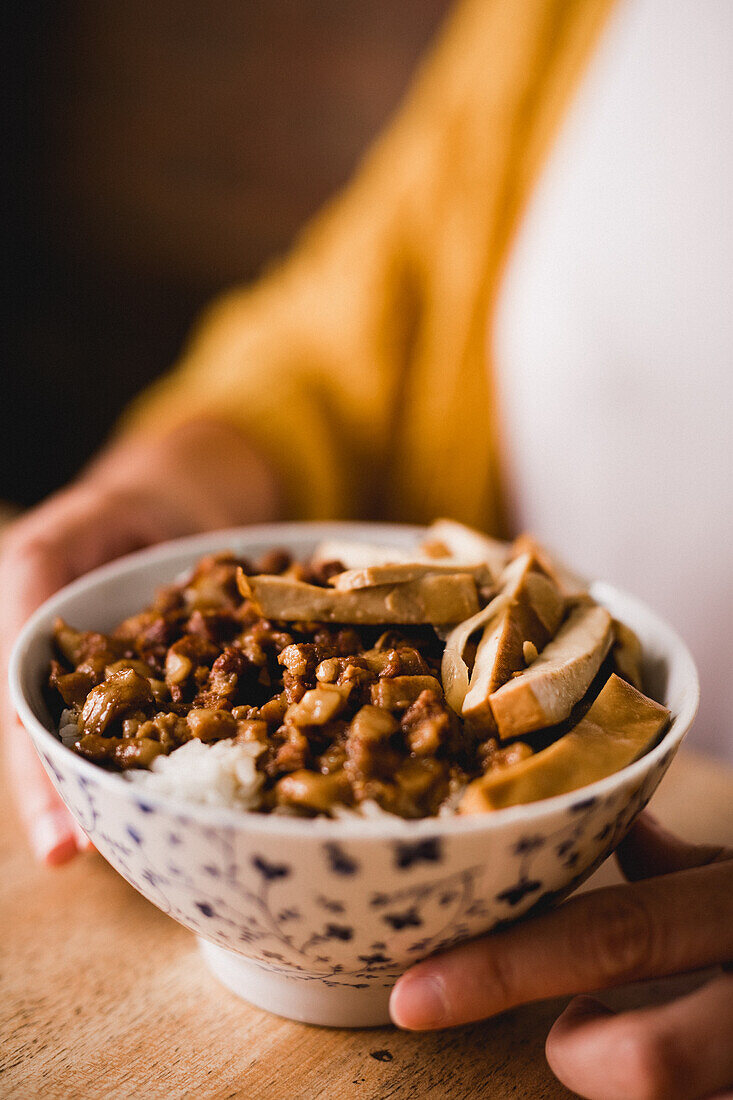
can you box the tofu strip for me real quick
[462,558,564,728]
[238,570,479,624]
[460,674,669,812]
[329,561,494,591]
[488,601,613,739]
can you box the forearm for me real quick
[83,416,282,534]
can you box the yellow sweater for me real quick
[125,0,614,535]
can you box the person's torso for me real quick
[492,0,733,757]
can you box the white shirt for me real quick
[494,0,733,758]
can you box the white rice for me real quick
[59,708,82,749]
[58,713,460,819]
[331,799,399,822]
[126,737,265,810]
[126,741,408,818]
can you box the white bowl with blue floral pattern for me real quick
[9,523,700,1026]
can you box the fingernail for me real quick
[390,974,448,1030]
[32,810,78,866]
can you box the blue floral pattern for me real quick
[34,735,680,992]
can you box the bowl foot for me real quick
[198,938,393,1027]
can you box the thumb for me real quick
[3,715,86,865]
[617,812,732,882]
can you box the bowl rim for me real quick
[8,521,700,838]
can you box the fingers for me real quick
[0,521,79,863]
[618,813,732,882]
[3,717,83,864]
[546,975,733,1100]
[390,859,733,1029]
[0,483,174,865]
[1,482,174,588]
[0,429,262,866]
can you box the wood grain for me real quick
[2,750,732,1100]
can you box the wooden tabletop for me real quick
[2,749,732,1100]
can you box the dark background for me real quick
[3,0,449,507]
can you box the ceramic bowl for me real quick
[9,523,699,1026]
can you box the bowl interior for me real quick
[9,522,700,835]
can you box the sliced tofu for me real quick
[312,540,419,569]
[329,561,494,591]
[459,674,670,812]
[440,569,524,713]
[462,557,565,728]
[612,619,644,690]
[237,570,479,624]
[314,521,510,584]
[488,600,613,739]
[511,533,589,598]
[421,519,511,580]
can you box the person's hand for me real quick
[390,814,733,1100]
[0,418,279,866]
